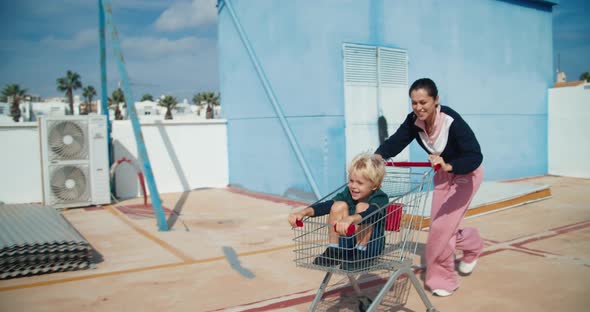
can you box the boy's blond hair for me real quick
[348,153,385,189]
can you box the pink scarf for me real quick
[414,105,443,145]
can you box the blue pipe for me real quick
[222,0,322,200]
[98,0,112,167]
[102,0,169,231]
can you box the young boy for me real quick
[288,153,389,270]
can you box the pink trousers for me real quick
[425,166,484,292]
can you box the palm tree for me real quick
[82,85,97,114]
[56,70,82,115]
[140,93,154,101]
[580,72,590,83]
[192,92,220,119]
[2,84,28,122]
[158,95,177,120]
[110,88,125,120]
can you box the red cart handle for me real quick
[385,161,441,171]
[334,223,356,236]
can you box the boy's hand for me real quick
[335,216,355,235]
[288,212,304,227]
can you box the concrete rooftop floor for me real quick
[0,175,588,311]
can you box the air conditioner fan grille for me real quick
[47,120,88,160]
[50,165,90,203]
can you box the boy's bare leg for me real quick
[328,201,349,244]
[313,201,351,266]
[354,204,373,247]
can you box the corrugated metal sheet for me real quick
[0,203,93,279]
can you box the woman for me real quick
[374,78,484,297]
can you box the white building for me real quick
[104,98,206,121]
[0,100,69,123]
[0,102,11,122]
[1,95,219,123]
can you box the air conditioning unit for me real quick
[39,115,111,209]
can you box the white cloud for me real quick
[118,40,219,99]
[155,0,217,32]
[22,0,171,17]
[120,35,214,60]
[40,28,98,50]
[126,52,219,98]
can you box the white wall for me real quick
[548,83,590,178]
[0,120,229,204]
[112,119,229,198]
[0,123,43,203]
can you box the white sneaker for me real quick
[432,289,453,297]
[458,259,478,275]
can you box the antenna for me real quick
[555,53,567,83]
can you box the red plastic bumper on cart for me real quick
[385,161,441,171]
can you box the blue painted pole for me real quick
[102,0,169,231]
[222,0,321,200]
[98,0,112,167]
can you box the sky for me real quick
[0,0,588,102]
[0,0,219,102]
[552,0,590,81]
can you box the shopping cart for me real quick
[293,162,438,312]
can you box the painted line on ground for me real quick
[409,188,551,230]
[0,241,296,293]
[0,262,184,292]
[0,187,583,299]
[210,274,404,312]
[214,219,590,311]
[106,205,194,262]
[0,201,301,292]
[552,220,590,233]
[226,187,310,208]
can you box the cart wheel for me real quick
[358,296,372,312]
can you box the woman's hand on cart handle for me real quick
[428,155,450,172]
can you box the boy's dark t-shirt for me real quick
[312,187,389,224]
[311,187,390,257]
[333,187,389,220]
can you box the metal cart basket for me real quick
[293,162,438,312]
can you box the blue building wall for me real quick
[218,0,556,201]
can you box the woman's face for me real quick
[410,88,439,122]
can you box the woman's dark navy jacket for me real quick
[375,105,482,175]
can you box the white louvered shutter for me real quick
[343,44,409,164]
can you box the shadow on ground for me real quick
[313,271,423,312]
